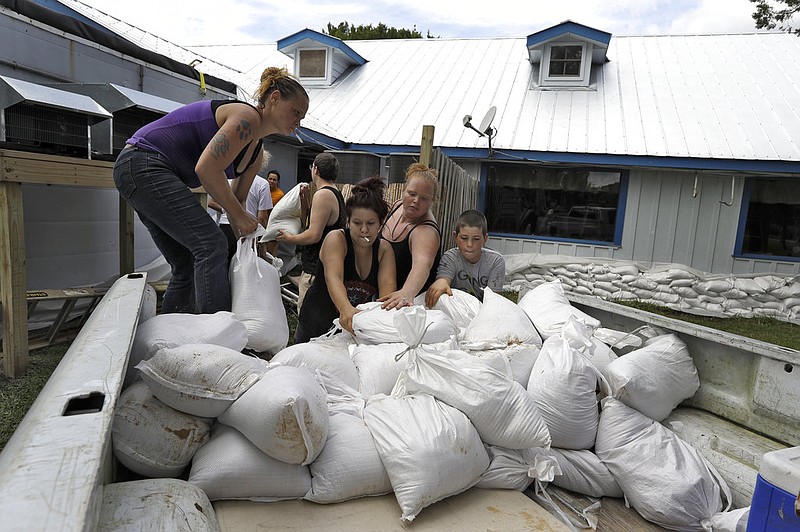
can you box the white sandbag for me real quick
[397,307,550,449]
[188,424,311,502]
[218,365,328,465]
[424,288,482,329]
[350,342,410,397]
[465,343,540,387]
[127,311,248,386]
[412,350,550,449]
[462,287,542,349]
[610,264,640,277]
[305,411,392,504]
[528,447,623,498]
[260,183,303,242]
[528,335,599,450]
[602,334,700,421]
[135,343,268,418]
[477,445,553,492]
[561,315,619,373]
[708,507,750,532]
[351,339,455,397]
[350,302,458,345]
[97,479,221,532]
[518,281,600,339]
[363,393,489,524]
[271,334,359,391]
[230,227,289,354]
[112,381,210,478]
[595,398,731,530]
[478,446,622,499]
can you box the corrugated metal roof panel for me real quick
[81,20,799,165]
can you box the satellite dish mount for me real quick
[462,106,497,157]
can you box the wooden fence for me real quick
[337,148,478,253]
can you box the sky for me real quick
[73,0,768,47]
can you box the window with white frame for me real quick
[738,177,800,259]
[540,42,591,87]
[298,49,327,79]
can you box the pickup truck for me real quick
[0,273,797,531]
[538,206,617,241]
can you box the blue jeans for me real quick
[114,147,230,314]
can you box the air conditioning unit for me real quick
[388,153,420,183]
[0,75,111,159]
[47,83,182,159]
[328,150,383,185]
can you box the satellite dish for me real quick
[478,106,496,135]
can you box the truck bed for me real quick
[0,274,796,531]
[214,488,570,531]
[212,486,668,531]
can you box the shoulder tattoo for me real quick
[235,119,252,141]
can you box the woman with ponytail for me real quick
[294,176,396,343]
[114,67,308,314]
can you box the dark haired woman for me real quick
[294,176,396,343]
[113,66,308,314]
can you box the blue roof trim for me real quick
[277,29,367,66]
[341,143,800,174]
[526,21,611,48]
[296,127,347,150]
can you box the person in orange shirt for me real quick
[266,169,284,207]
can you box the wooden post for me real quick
[0,180,29,377]
[119,197,134,275]
[420,125,435,166]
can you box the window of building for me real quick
[548,45,583,77]
[298,49,327,78]
[485,163,624,244]
[738,177,800,260]
[539,42,591,87]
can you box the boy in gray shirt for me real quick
[425,209,505,307]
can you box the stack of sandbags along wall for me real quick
[108,283,749,530]
[504,253,800,325]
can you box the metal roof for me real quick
[46,1,800,167]
[53,0,249,96]
[0,74,111,118]
[196,32,800,166]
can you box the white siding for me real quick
[490,169,800,276]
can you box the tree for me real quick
[751,0,800,35]
[323,22,433,40]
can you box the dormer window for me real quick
[526,21,610,90]
[540,41,591,87]
[547,44,583,77]
[278,29,367,87]
[298,49,327,79]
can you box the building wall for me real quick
[1,8,235,289]
[0,10,231,101]
[489,168,800,276]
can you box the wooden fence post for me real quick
[420,125,435,166]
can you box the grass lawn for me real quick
[1,294,797,453]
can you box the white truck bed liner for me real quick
[214,488,570,531]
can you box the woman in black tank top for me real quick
[295,177,396,343]
[378,163,441,310]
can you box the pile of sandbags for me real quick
[504,253,800,324]
[112,281,749,529]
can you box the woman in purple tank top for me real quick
[113,67,308,314]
